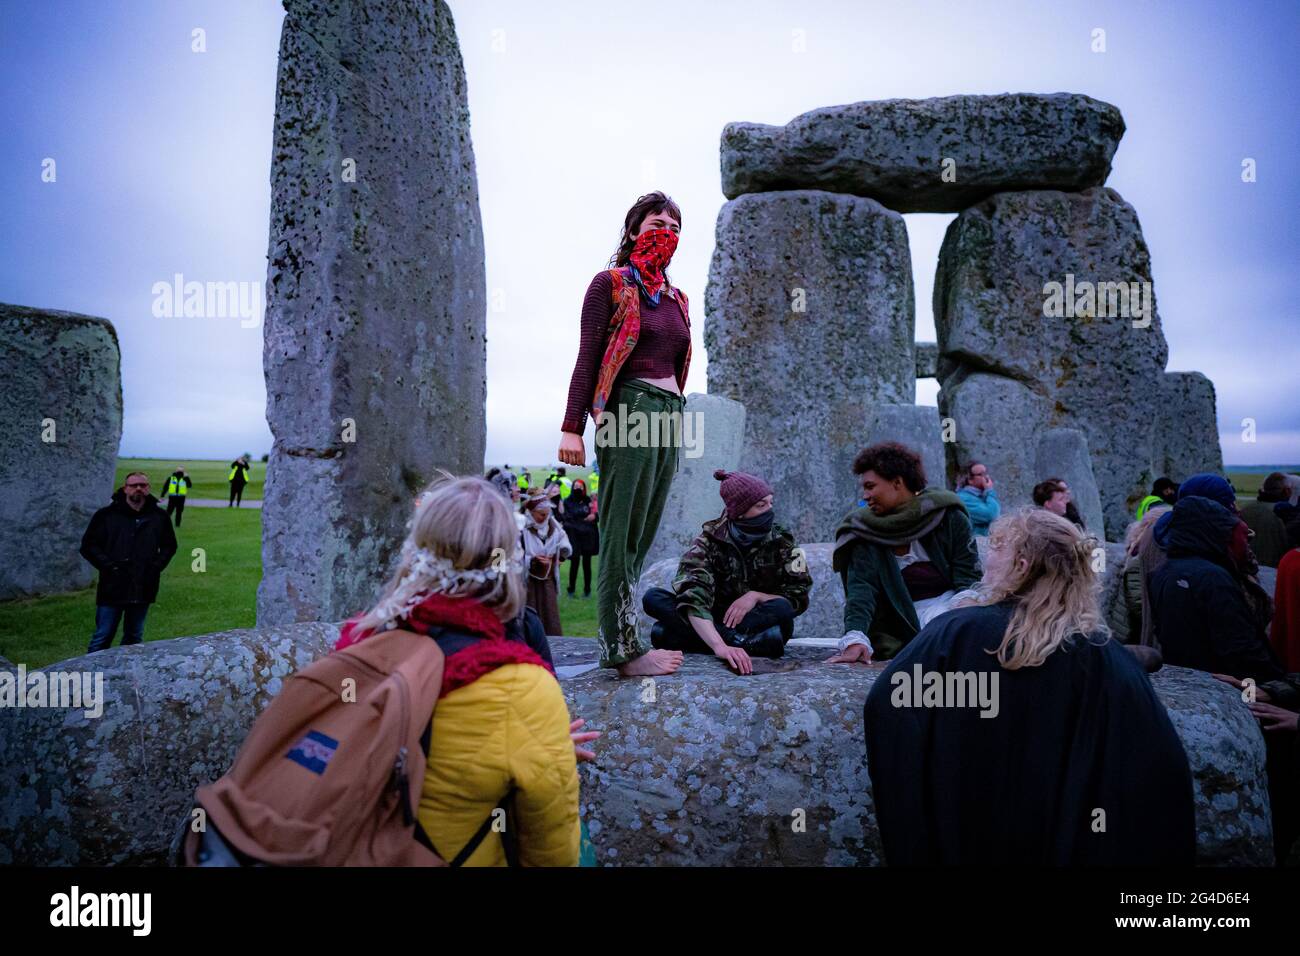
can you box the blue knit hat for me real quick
[1177,473,1236,510]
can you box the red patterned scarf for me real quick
[628,227,679,300]
[335,593,552,698]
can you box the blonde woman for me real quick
[863,508,1195,865]
[336,476,582,866]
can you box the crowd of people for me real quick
[86,189,1300,866]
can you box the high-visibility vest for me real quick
[167,475,188,497]
[588,472,599,495]
[1135,494,1164,521]
[559,477,572,499]
[229,464,248,481]
[518,474,529,490]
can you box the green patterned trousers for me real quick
[593,378,684,667]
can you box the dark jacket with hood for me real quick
[1149,495,1298,707]
[79,490,178,605]
[671,515,812,623]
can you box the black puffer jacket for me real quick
[1149,495,1298,707]
[79,490,178,604]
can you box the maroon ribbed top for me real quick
[560,271,689,434]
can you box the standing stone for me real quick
[721,93,1124,212]
[706,191,914,544]
[863,404,948,492]
[1035,427,1105,536]
[1157,372,1223,482]
[939,372,1051,516]
[934,187,1169,539]
[259,0,486,625]
[0,305,122,600]
[643,393,745,569]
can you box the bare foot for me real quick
[617,649,683,677]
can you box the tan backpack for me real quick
[176,627,461,866]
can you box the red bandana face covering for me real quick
[628,227,679,299]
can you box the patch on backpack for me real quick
[286,730,339,775]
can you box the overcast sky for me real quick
[2,0,1296,468]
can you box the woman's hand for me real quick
[558,432,586,467]
[569,718,601,762]
[1211,673,1273,703]
[1247,702,1299,733]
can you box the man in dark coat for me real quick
[79,472,178,652]
[864,602,1197,865]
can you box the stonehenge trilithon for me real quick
[721,93,1125,212]
[705,190,915,543]
[0,304,122,600]
[715,94,1222,542]
[259,0,486,625]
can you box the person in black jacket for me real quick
[79,472,178,652]
[1149,493,1300,863]
[228,456,251,507]
[1149,495,1298,707]
[560,478,599,598]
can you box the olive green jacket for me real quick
[672,516,813,623]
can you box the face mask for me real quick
[629,227,679,298]
[729,509,775,547]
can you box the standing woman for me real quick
[520,492,572,637]
[558,191,689,676]
[561,478,599,599]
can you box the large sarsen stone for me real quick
[721,93,1124,212]
[259,0,486,626]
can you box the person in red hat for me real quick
[640,469,813,674]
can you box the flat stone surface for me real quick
[259,0,486,626]
[0,623,1272,866]
[721,93,1124,212]
[706,190,914,543]
[0,304,122,600]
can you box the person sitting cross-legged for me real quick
[641,469,812,675]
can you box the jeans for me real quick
[642,586,796,657]
[88,604,149,653]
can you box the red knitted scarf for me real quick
[335,593,553,698]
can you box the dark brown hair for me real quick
[852,442,927,492]
[610,191,682,275]
[1261,471,1290,502]
[1032,479,1066,506]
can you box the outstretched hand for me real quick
[569,718,601,762]
[825,643,873,665]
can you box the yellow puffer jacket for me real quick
[417,661,580,866]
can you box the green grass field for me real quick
[115,457,264,501]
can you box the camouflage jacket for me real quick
[671,515,813,623]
